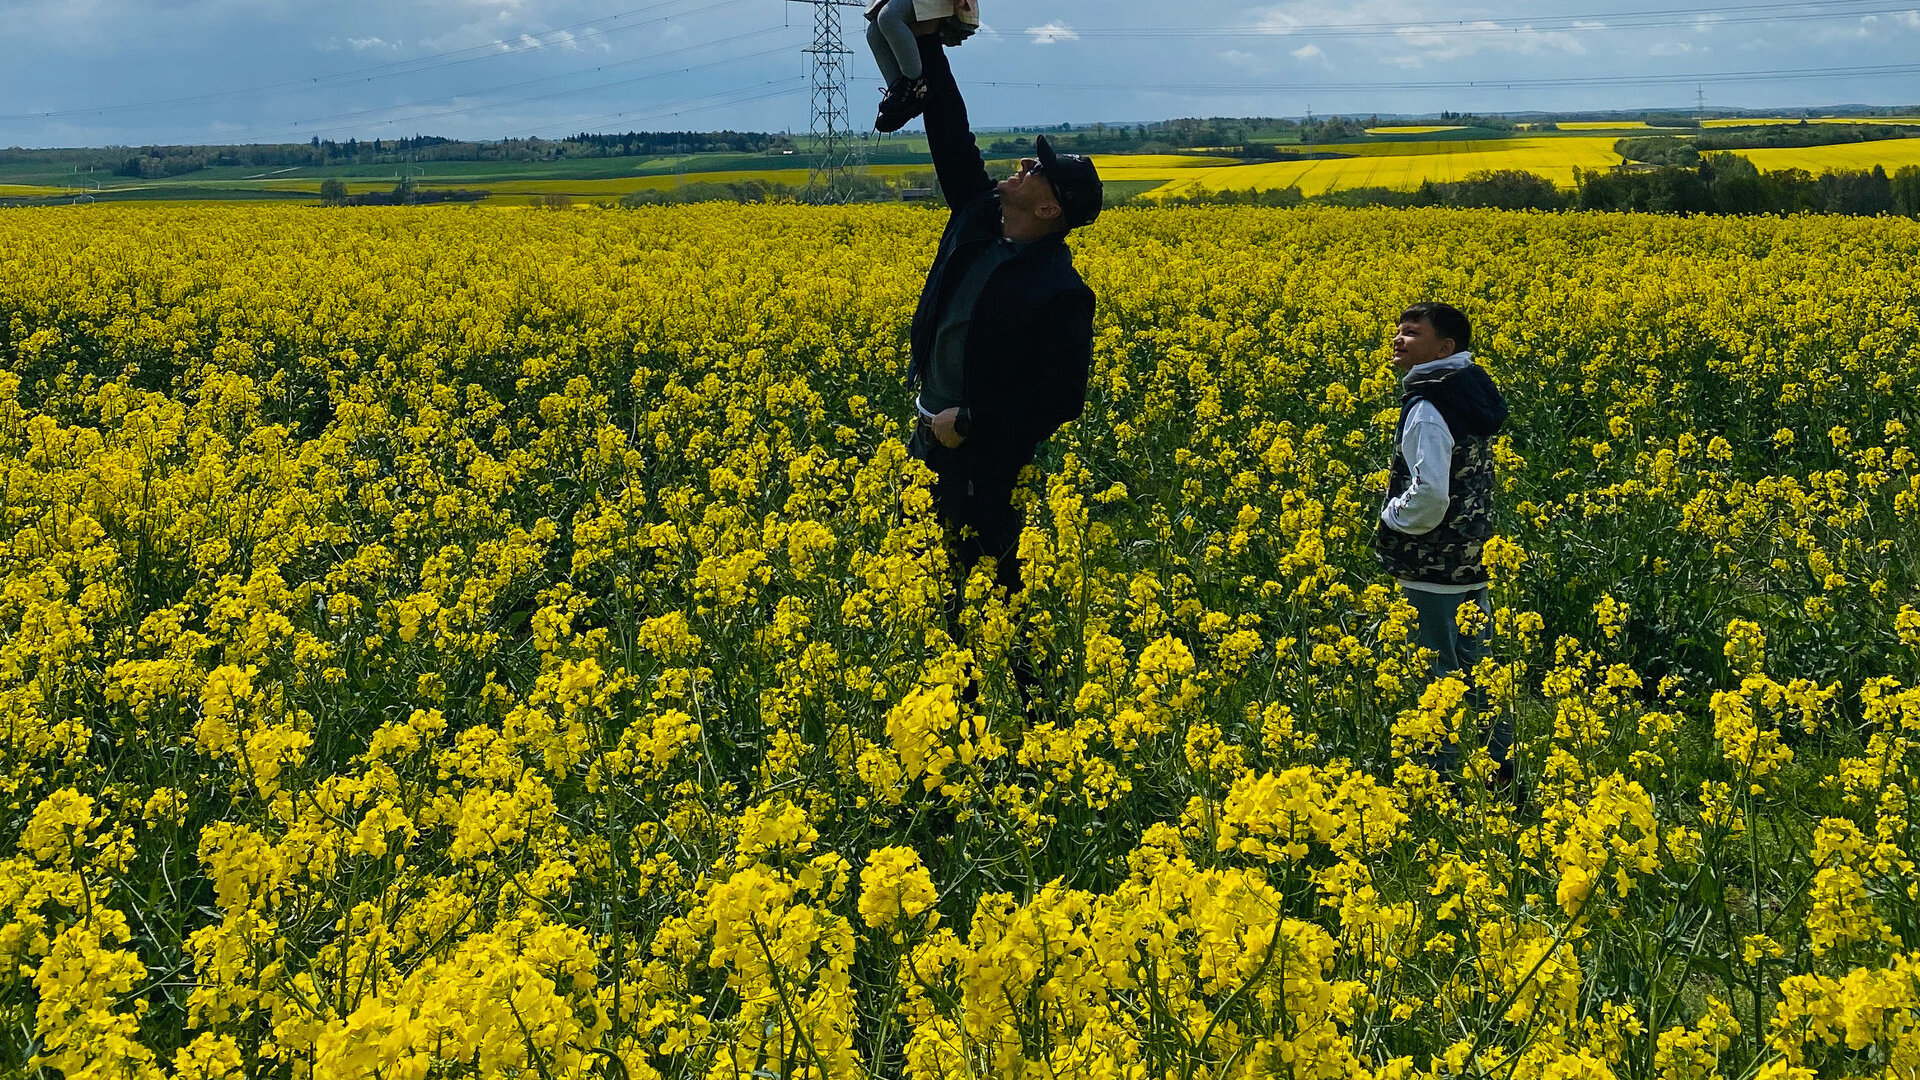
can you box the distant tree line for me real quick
[618,170,939,208]
[984,115,1389,156]
[107,136,458,179]
[1431,111,1520,131]
[988,119,1292,156]
[561,131,795,155]
[18,130,800,181]
[1579,156,1918,215]
[1614,137,1704,168]
[1151,158,1920,217]
[1697,122,1920,150]
[983,113,1535,158]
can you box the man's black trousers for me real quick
[909,426,1025,599]
[910,426,1047,717]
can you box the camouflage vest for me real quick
[1372,369,1501,586]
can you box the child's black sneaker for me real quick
[875,76,928,133]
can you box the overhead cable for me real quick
[1,0,751,122]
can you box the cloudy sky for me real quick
[3,0,1917,147]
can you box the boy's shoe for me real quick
[875,76,928,132]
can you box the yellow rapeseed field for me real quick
[1734,137,1920,175]
[1701,117,1920,128]
[451,169,933,197]
[1147,136,1626,195]
[2,203,1920,1080]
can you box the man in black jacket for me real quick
[905,35,1101,612]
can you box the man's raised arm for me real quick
[916,37,993,210]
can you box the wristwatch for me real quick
[953,408,971,439]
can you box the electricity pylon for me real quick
[790,0,867,202]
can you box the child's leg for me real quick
[866,20,905,85]
[873,0,924,80]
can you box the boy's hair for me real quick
[1401,302,1472,354]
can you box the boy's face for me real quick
[1391,317,1456,372]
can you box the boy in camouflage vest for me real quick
[1371,302,1515,789]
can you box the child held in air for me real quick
[865,0,979,132]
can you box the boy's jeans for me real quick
[1403,585,1513,775]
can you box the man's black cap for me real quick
[1035,134,1102,229]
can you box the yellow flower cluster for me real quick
[0,202,1918,1078]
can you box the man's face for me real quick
[1391,317,1456,372]
[998,157,1060,218]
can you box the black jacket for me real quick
[907,39,1096,492]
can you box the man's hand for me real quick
[931,406,967,448]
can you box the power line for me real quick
[0,0,751,123]
[264,30,789,137]
[971,60,1920,95]
[1043,0,1904,39]
[507,78,810,140]
[213,43,797,145]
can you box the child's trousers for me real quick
[868,0,923,84]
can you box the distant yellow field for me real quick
[1366,126,1466,135]
[252,181,409,195]
[1555,121,1650,131]
[1735,137,1920,174]
[1322,136,1619,159]
[1085,154,1242,186]
[1086,154,1238,169]
[0,185,61,197]
[414,168,929,197]
[1147,137,1624,196]
[421,158,1234,198]
[1702,117,1920,127]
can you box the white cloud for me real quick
[1220,49,1268,71]
[419,12,522,53]
[1250,2,1584,65]
[1252,0,1430,37]
[1026,21,1079,45]
[1291,43,1323,59]
[1649,41,1694,56]
[347,36,397,51]
[1393,21,1586,62]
